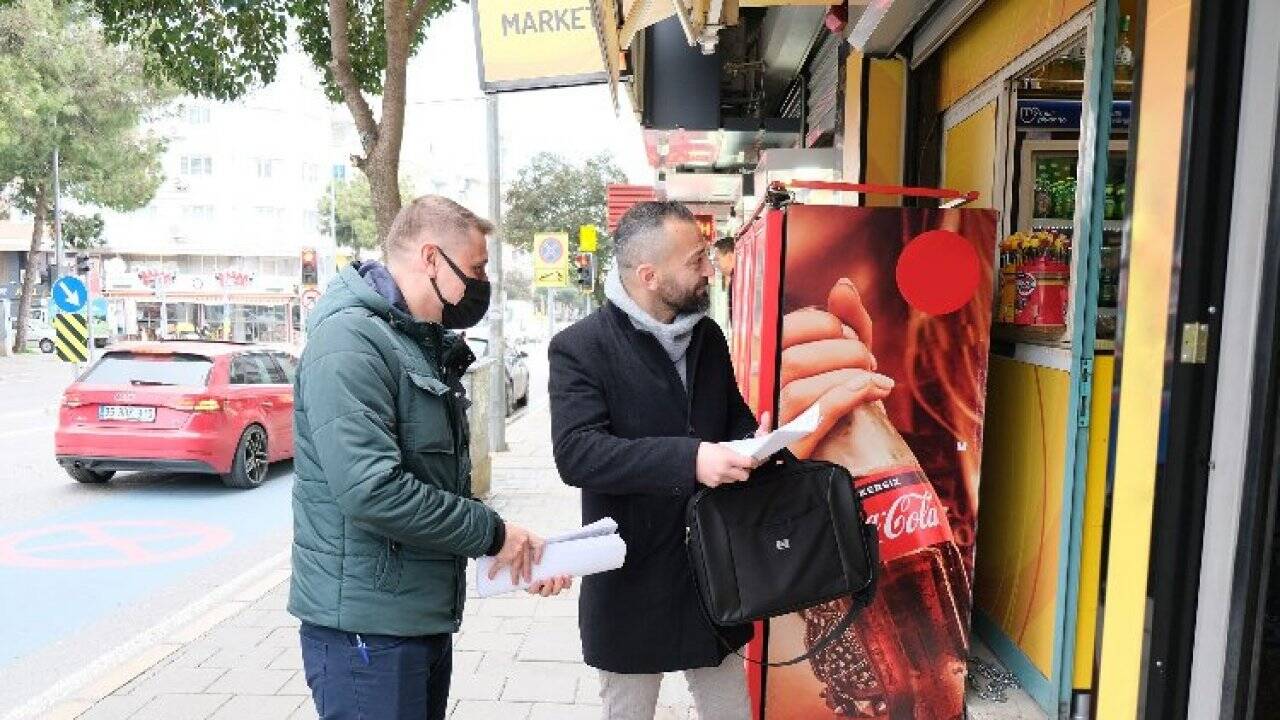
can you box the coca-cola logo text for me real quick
[864,491,942,540]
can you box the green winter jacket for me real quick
[288,264,502,636]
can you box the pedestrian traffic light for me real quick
[75,253,90,275]
[300,248,318,287]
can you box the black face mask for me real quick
[430,249,491,329]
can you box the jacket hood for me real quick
[307,262,441,343]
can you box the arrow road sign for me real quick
[52,276,88,314]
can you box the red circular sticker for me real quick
[895,230,981,316]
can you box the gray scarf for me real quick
[604,269,705,388]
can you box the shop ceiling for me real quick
[594,1,962,175]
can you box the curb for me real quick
[5,549,291,720]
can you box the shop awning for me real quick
[0,221,40,253]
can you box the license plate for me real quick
[98,405,156,423]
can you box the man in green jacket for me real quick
[290,195,570,720]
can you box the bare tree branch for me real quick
[328,0,379,155]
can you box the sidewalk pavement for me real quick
[52,398,700,720]
[50,396,1041,720]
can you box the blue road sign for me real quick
[51,276,88,314]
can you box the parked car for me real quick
[463,333,530,415]
[10,316,108,353]
[54,341,298,488]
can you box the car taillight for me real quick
[62,393,84,408]
[176,398,222,412]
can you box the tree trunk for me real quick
[12,183,47,353]
[365,146,402,253]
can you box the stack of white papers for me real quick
[719,403,822,462]
[474,518,627,598]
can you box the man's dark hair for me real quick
[713,236,735,255]
[614,201,696,270]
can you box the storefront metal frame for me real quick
[1189,0,1280,715]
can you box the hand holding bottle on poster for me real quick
[778,279,896,460]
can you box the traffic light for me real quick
[573,252,595,291]
[75,253,91,275]
[300,248,318,287]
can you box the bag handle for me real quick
[691,577,862,668]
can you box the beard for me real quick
[659,277,711,316]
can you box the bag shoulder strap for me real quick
[693,584,862,668]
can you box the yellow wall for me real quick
[864,59,906,206]
[1097,0,1193,715]
[942,102,997,207]
[938,0,1092,109]
[1073,353,1114,686]
[974,356,1071,676]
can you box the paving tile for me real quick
[277,670,311,697]
[206,668,294,695]
[76,694,151,720]
[501,670,577,703]
[452,650,484,676]
[454,632,524,654]
[450,672,505,701]
[268,646,304,671]
[209,694,305,720]
[202,642,286,670]
[576,675,602,706]
[516,628,583,663]
[528,703,600,720]
[288,701,320,720]
[130,693,232,720]
[122,667,225,698]
[451,700,532,720]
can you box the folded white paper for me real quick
[474,518,627,598]
[719,402,822,462]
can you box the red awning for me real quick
[606,184,658,232]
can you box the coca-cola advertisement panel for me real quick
[760,204,996,719]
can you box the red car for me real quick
[55,341,297,488]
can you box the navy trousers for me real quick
[299,622,453,720]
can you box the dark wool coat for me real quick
[549,302,757,673]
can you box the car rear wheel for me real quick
[39,338,54,354]
[66,467,114,484]
[223,425,269,489]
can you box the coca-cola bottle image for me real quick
[798,402,971,719]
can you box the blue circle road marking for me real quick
[51,276,88,314]
[0,520,233,570]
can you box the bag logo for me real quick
[775,539,790,551]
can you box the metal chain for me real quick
[967,655,1021,703]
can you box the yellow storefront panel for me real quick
[1097,0,1193,715]
[974,356,1071,675]
[938,0,1091,109]
[943,102,997,207]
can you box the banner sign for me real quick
[533,232,570,288]
[1016,99,1131,131]
[473,0,607,93]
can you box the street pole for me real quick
[52,144,63,289]
[486,94,507,452]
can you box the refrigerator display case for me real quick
[998,140,1128,344]
[731,192,997,719]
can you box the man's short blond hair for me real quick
[383,195,494,259]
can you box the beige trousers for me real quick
[597,652,751,720]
